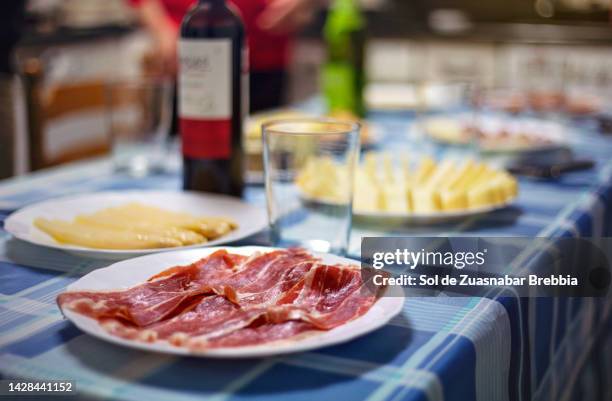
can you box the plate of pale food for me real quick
[296,152,519,224]
[245,109,376,148]
[5,191,267,259]
[244,109,378,181]
[56,246,404,357]
[422,114,568,153]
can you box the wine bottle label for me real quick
[178,38,232,158]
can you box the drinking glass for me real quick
[106,79,172,176]
[263,119,360,255]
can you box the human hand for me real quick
[154,23,178,76]
[257,0,319,34]
[136,0,179,77]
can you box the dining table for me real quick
[0,105,611,401]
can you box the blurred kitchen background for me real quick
[1,0,611,179]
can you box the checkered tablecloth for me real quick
[0,112,611,401]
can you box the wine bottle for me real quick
[179,0,247,196]
[322,0,366,117]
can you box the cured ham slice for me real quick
[58,249,383,350]
[235,259,318,306]
[276,264,379,329]
[200,266,379,349]
[206,321,317,348]
[89,264,378,349]
[59,249,318,325]
[58,250,242,326]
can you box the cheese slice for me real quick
[353,170,379,212]
[412,159,455,213]
[438,161,474,211]
[364,153,379,181]
[379,154,407,212]
[467,185,495,208]
[401,155,413,212]
[500,172,519,200]
[381,178,407,213]
[412,156,436,185]
[467,167,504,207]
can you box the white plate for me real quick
[301,194,516,225]
[354,200,515,224]
[5,191,267,260]
[422,114,568,154]
[59,246,404,357]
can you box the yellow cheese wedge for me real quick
[467,184,496,208]
[381,181,407,212]
[412,156,436,185]
[455,164,487,191]
[440,190,468,211]
[438,160,474,210]
[399,155,413,212]
[412,159,455,213]
[500,172,519,200]
[485,168,507,204]
[377,154,406,212]
[383,153,398,182]
[363,153,379,181]
[353,170,379,212]
[466,165,511,208]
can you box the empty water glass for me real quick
[263,119,360,255]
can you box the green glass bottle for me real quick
[322,0,366,118]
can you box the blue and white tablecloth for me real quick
[0,112,611,401]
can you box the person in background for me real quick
[0,0,25,179]
[129,0,322,112]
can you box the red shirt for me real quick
[131,0,290,71]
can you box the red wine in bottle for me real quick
[179,0,246,196]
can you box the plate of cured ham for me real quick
[57,246,404,357]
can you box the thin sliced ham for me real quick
[57,249,242,326]
[276,264,380,329]
[205,321,317,349]
[58,249,383,350]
